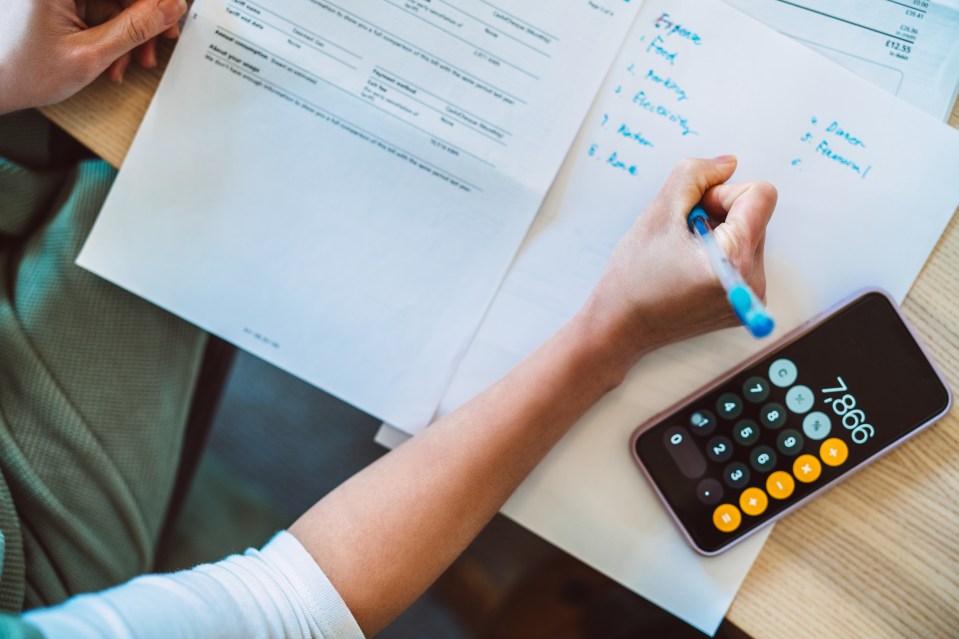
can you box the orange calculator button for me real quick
[713,504,742,532]
[793,454,822,483]
[820,438,849,467]
[766,471,795,500]
[739,487,768,516]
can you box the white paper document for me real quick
[80,0,959,633]
[728,0,959,120]
[383,0,959,633]
[77,0,640,431]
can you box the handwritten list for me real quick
[585,12,704,178]
[793,116,872,178]
[579,6,891,189]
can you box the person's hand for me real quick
[585,155,776,365]
[0,0,187,115]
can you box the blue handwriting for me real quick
[606,151,638,175]
[653,13,703,44]
[616,123,654,147]
[588,144,638,176]
[632,90,697,136]
[793,115,872,178]
[825,120,866,148]
[644,68,688,101]
[646,36,678,65]
[815,139,872,178]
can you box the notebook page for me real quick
[385,0,959,633]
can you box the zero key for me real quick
[663,426,707,479]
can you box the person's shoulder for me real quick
[0,473,26,614]
[0,613,44,639]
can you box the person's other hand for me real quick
[586,155,776,366]
[0,0,187,115]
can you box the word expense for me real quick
[645,12,703,65]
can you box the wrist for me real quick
[0,75,13,117]
[0,68,30,116]
[566,293,654,391]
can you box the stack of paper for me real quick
[78,0,959,634]
[79,0,643,430]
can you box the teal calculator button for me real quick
[750,445,777,472]
[689,410,717,436]
[777,429,804,456]
[716,393,743,420]
[733,419,760,446]
[706,436,734,463]
[743,376,770,403]
[760,403,787,429]
[723,462,750,488]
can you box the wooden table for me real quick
[40,42,959,639]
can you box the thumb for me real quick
[75,0,186,73]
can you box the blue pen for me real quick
[687,205,774,338]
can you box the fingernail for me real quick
[159,0,187,24]
[713,154,737,163]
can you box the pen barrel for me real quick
[689,207,774,338]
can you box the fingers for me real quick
[134,39,159,69]
[72,0,186,81]
[107,53,132,83]
[701,181,777,247]
[705,181,777,298]
[647,155,738,227]
[120,0,160,69]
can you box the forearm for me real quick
[291,155,775,636]
[0,61,19,116]
[289,297,648,636]
[24,531,364,639]
[21,304,637,639]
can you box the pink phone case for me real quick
[629,287,953,556]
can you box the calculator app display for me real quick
[633,292,950,554]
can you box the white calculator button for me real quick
[802,411,832,441]
[769,359,798,388]
[785,385,815,414]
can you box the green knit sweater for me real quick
[0,111,205,620]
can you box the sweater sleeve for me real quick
[21,531,364,639]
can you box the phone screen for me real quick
[634,292,951,554]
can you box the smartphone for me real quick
[630,289,952,555]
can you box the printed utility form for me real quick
[78,0,642,432]
[727,0,959,120]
